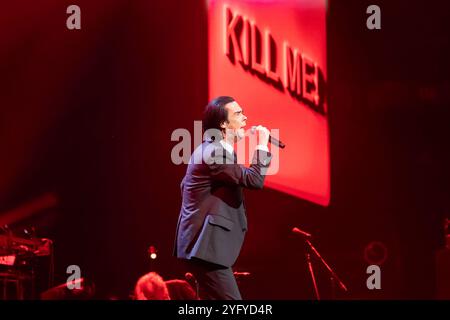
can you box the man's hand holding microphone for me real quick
[251,125,285,149]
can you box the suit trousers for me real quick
[183,258,242,300]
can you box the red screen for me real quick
[208,0,329,206]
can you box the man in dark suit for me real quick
[174,96,272,300]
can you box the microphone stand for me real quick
[304,238,348,300]
[305,252,320,300]
[193,279,199,300]
[295,231,348,300]
[185,273,199,300]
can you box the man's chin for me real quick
[236,129,245,140]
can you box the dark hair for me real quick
[202,96,235,135]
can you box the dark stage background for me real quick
[0,0,449,299]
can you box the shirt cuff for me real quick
[256,145,269,153]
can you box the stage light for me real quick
[148,246,157,260]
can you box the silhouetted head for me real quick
[133,272,170,300]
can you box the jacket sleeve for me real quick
[208,148,272,190]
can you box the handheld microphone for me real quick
[250,126,286,149]
[292,227,312,238]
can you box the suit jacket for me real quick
[173,139,272,267]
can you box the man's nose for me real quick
[243,115,247,121]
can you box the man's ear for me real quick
[220,121,227,129]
